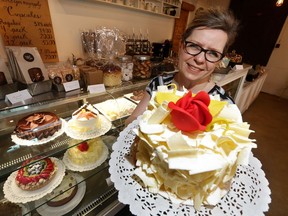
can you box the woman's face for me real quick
[178,27,228,85]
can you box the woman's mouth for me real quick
[186,62,203,72]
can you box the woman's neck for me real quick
[173,73,213,93]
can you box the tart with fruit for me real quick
[15,157,57,191]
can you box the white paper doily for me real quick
[35,173,86,216]
[62,143,109,172]
[109,119,271,216]
[65,115,112,140]
[4,158,66,204]
[11,119,67,146]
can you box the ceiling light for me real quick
[276,0,284,7]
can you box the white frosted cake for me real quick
[68,138,106,165]
[69,103,100,132]
[133,86,257,210]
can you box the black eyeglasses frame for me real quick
[183,41,225,63]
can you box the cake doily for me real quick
[65,115,112,140]
[109,119,271,216]
[35,173,86,216]
[11,119,67,146]
[62,143,109,172]
[3,158,66,204]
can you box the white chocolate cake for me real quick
[133,86,257,210]
[68,138,106,165]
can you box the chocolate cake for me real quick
[14,112,62,140]
[46,172,78,207]
[0,201,22,216]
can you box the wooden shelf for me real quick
[92,0,181,18]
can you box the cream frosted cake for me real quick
[69,103,100,132]
[133,85,257,210]
[67,138,106,165]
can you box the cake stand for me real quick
[65,114,112,140]
[11,119,67,146]
[35,173,86,216]
[3,158,66,204]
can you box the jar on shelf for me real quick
[117,55,133,81]
[102,61,122,87]
[133,55,151,79]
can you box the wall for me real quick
[48,0,175,62]
[47,0,288,100]
[262,16,288,99]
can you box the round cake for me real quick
[14,112,62,140]
[133,87,257,210]
[69,103,99,132]
[102,63,122,87]
[15,157,57,191]
[46,172,78,207]
[67,138,106,165]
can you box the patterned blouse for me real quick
[146,73,235,104]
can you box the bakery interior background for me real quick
[0,0,288,99]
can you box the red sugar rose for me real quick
[168,91,212,132]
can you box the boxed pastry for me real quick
[6,46,49,84]
[79,65,103,86]
[47,63,83,92]
[6,46,52,95]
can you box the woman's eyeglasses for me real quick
[184,41,224,63]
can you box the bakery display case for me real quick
[0,79,149,216]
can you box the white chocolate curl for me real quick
[148,101,170,124]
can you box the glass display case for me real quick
[0,80,149,216]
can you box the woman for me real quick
[126,8,239,126]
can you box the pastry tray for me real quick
[93,97,137,122]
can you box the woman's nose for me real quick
[193,51,206,63]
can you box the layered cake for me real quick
[70,103,99,132]
[46,172,78,207]
[102,63,122,87]
[67,138,106,165]
[133,87,257,210]
[15,157,57,191]
[14,112,62,140]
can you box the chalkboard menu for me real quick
[0,0,59,63]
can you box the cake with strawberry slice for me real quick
[67,138,106,165]
[69,103,100,132]
[15,157,57,191]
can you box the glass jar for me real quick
[133,55,151,79]
[117,55,133,81]
[102,62,122,87]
